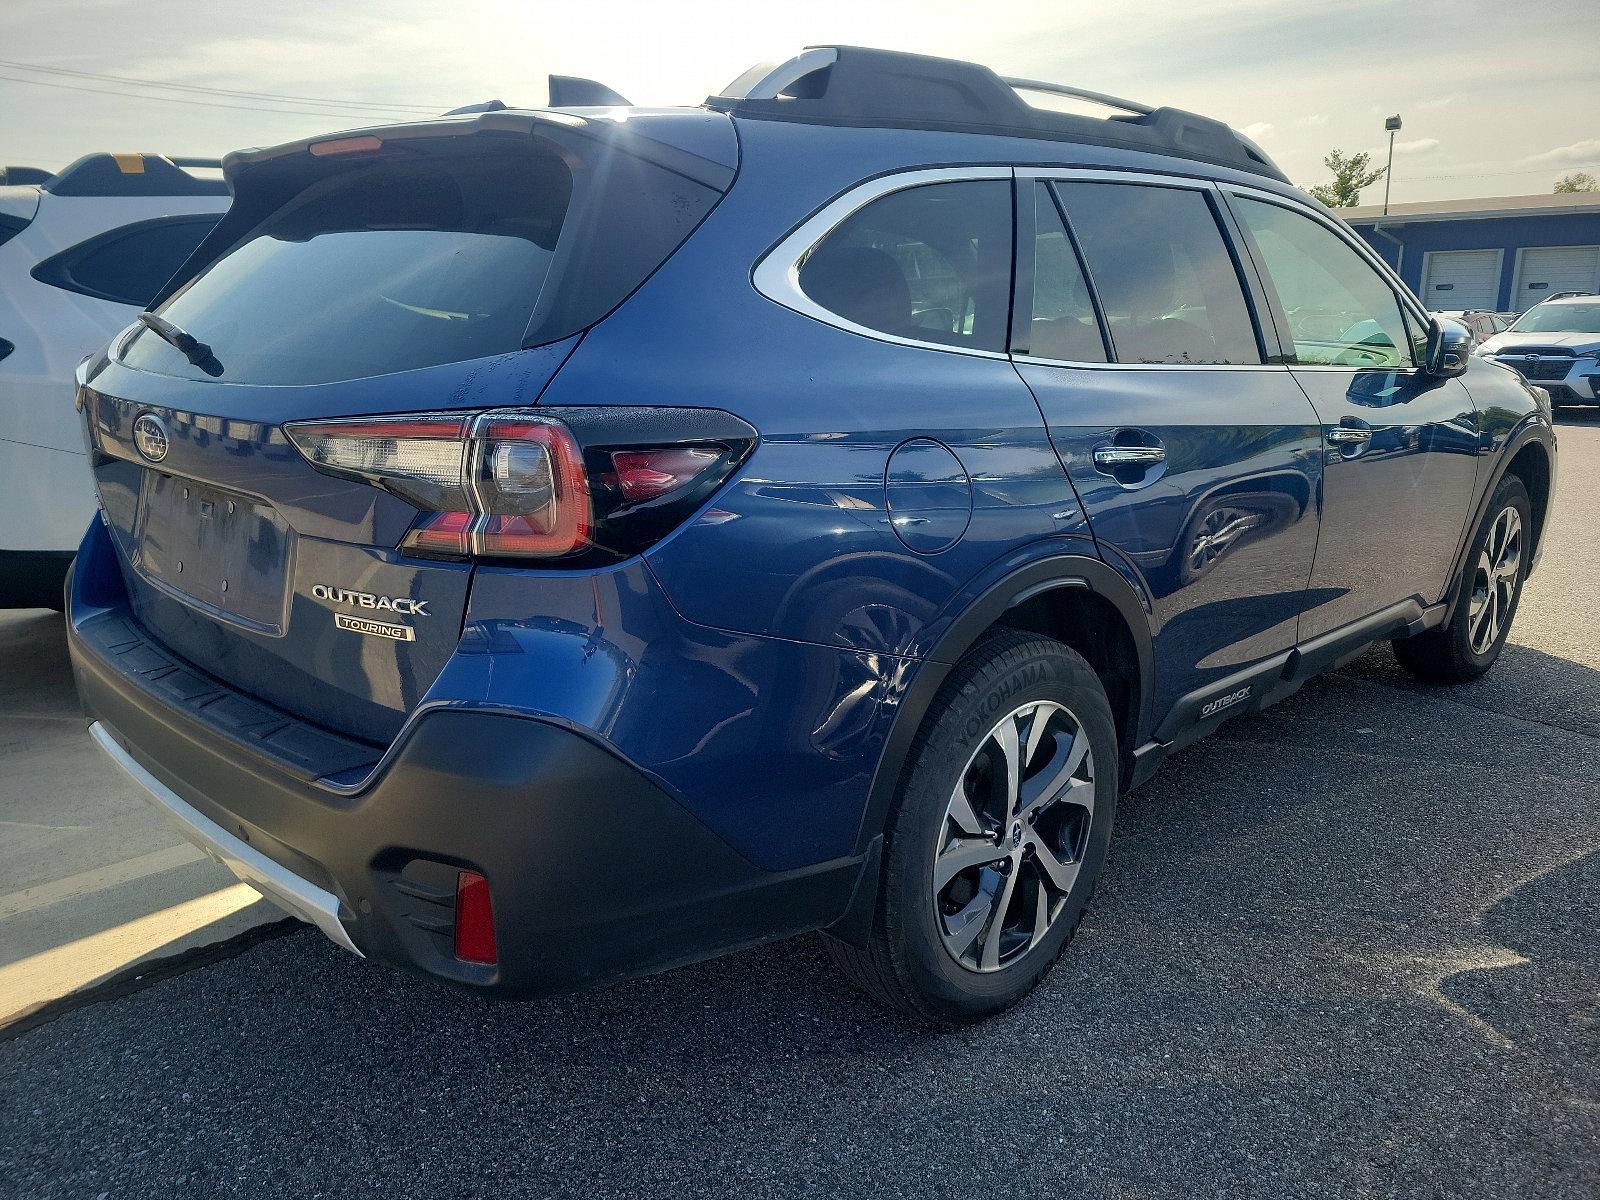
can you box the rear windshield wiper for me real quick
[138,312,223,376]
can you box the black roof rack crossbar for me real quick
[706,46,1287,183]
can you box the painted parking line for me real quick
[0,842,206,920]
[0,882,264,1024]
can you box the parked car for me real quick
[67,48,1557,1024]
[1475,294,1600,406]
[1433,309,1512,348]
[0,153,228,607]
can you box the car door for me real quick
[1221,190,1481,641]
[1011,174,1324,730]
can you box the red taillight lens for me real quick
[453,870,496,965]
[612,448,722,503]
[286,409,592,560]
[285,406,754,565]
[471,416,590,556]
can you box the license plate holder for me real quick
[132,473,293,635]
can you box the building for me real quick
[1341,192,1600,313]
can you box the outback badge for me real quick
[334,614,415,642]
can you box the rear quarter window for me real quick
[31,215,221,306]
[796,180,1013,353]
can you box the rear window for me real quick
[122,141,719,385]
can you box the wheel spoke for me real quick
[1021,703,1057,778]
[1032,839,1081,895]
[1030,876,1052,945]
[1020,731,1091,817]
[1469,589,1492,647]
[935,836,1003,890]
[991,713,1023,818]
[943,887,994,959]
[946,782,985,838]
[979,866,1020,971]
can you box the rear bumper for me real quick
[70,560,864,996]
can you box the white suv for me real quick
[1475,294,1600,408]
[0,153,228,608]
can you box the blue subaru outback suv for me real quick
[67,48,1557,1023]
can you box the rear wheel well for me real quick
[1504,441,1551,554]
[997,586,1141,770]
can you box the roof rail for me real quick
[706,46,1286,183]
[41,153,228,198]
[1000,78,1153,118]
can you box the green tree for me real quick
[1554,172,1597,193]
[1306,149,1387,208]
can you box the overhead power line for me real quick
[0,72,419,122]
[0,58,447,114]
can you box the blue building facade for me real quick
[1341,193,1600,313]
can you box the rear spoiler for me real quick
[148,109,738,311]
[41,153,227,198]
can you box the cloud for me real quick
[1418,93,1463,110]
[1394,138,1440,155]
[1240,121,1274,140]
[1521,139,1600,166]
[1296,114,1328,127]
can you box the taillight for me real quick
[285,407,755,565]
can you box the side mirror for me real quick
[1424,316,1472,378]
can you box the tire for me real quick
[1392,474,1531,683]
[826,628,1119,1025]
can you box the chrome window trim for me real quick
[753,163,1430,374]
[751,165,1016,361]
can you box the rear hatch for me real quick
[81,109,736,745]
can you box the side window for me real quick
[33,215,220,307]
[1053,181,1261,365]
[1026,184,1107,363]
[797,180,1012,352]
[1231,197,1415,368]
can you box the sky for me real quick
[2,0,1596,206]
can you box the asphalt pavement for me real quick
[2,412,1597,1199]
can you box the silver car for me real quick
[1475,295,1600,406]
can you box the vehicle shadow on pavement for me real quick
[4,642,1598,1198]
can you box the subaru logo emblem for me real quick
[132,413,169,463]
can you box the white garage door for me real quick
[1512,245,1600,311]
[1420,250,1502,311]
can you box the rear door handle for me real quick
[1326,426,1372,445]
[1092,445,1167,467]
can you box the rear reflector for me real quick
[454,870,496,965]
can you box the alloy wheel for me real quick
[932,700,1095,973]
[1468,506,1522,656]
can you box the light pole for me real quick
[1383,114,1402,215]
